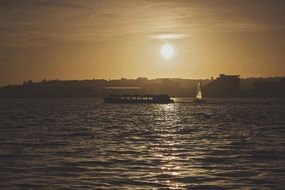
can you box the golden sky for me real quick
[0,0,285,85]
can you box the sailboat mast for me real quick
[196,81,203,100]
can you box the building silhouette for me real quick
[204,74,240,98]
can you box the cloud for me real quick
[149,33,190,40]
[0,0,284,47]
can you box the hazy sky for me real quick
[0,0,285,85]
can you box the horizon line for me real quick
[2,75,285,88]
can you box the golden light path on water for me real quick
[149,103,202,189]
[148,102,236,189]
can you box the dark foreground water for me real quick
[0,98,284,189]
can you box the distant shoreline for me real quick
[1,76,284,98]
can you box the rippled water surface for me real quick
[0,98,285,189]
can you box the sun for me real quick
[160,43,175,60]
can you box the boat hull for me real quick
[104,99,174,104]
[193,98,206,104]
[103,94,174,104]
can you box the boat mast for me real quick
[196,81,203,100]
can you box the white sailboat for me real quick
[193,81,205,103]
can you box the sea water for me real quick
[0,98,284,189]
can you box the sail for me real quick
[196,82,203,100]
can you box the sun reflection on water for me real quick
[149,104,187,188]
[149,103,220,189]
